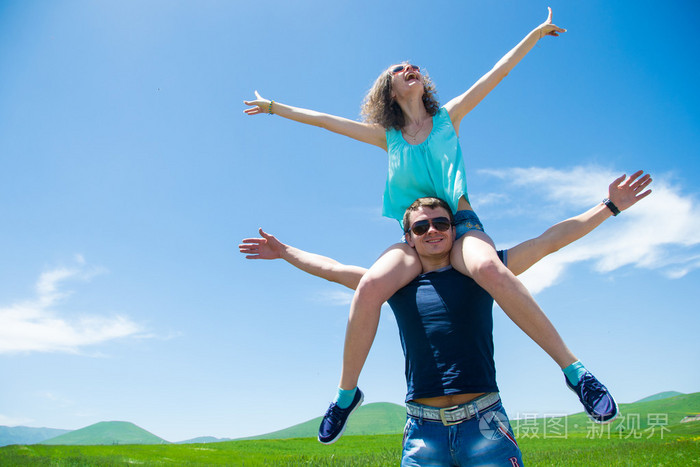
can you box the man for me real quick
[240,171,651,465]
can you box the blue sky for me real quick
[1,0,699,442]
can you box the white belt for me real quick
[406,393,501,426]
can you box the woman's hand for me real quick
[243,90,272,116]
[536,7,567,38]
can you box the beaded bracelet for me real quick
[603,198,621,216]
[268,100,274,115]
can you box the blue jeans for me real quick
[402,401,522,466]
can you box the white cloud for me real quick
[312,289,355,306]
[480,166,700,293]
[479,166,615,206]
[0,258,144,354]
[470,192,511,208]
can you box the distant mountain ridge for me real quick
[175,436,234,444]
[0,426,70,447]
[1,391,696,446]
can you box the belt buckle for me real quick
[439,406,461,426]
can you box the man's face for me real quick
[405,206,455,258]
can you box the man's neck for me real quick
[420,256,451,274]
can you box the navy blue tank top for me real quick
[387,252,505,402]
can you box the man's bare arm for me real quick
[239,228,367,290]
[239,171,651,288]
[507,170,652,275]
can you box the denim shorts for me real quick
[402,399,522,466]
[454,210,485,239]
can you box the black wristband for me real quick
[603,198,621,216]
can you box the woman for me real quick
[245,8,616,444]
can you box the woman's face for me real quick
[389,63,424,99]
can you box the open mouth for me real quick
[405,71,418,81]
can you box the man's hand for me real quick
[239,228,285,260]
[608,170,653,212]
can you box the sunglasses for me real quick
[390,64,420,75]
[406,217,453,236]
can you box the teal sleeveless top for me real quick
[382,107,469,222]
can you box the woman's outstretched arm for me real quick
[445,7,566,133]
[244,91,387,149]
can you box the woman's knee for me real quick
[469,254,508,285]
[354,246,420,302]
[354,273,386,301]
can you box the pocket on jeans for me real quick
[494,412,519,449]
[403,418,413,448]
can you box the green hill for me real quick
[239,402,406,440]
[634,391,684,403]
[0,426,70,447]
[41,421,168,445]
[236,394,700,441]
[9,392,698,446]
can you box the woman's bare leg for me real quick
[319,242,423,444]
[450,230,577,369]
[339,242,422,389]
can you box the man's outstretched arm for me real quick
[239,171,652,287]
[506,170,652,275]
[238,228,367,290]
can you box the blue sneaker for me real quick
[318,388,364,444]
[566,371,619,424]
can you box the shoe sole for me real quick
[595,399,620,425]
[317,392,364,445]
[567,384,620,425]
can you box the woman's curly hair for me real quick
[360,64,440,130]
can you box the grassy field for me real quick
[1,422,698,466]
